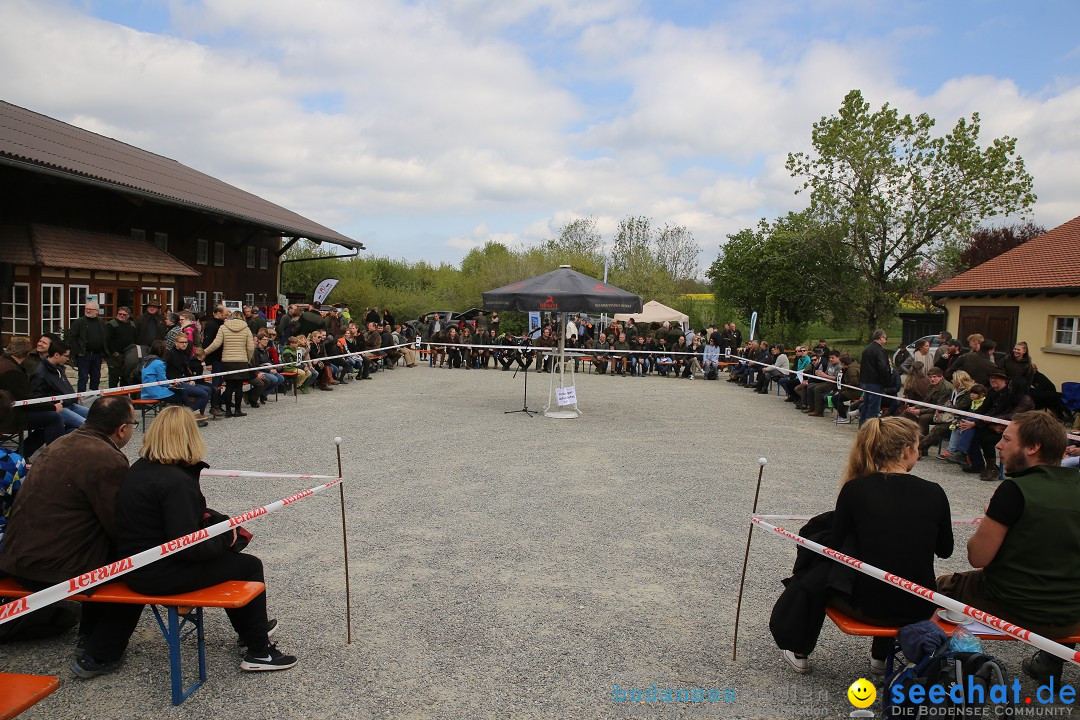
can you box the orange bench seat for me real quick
[0,673,60,720]
[825,606,1080,644]
[0,577,263,705]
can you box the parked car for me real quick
[409,309,485,337]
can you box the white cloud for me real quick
[0,0,1078,272]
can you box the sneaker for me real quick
[240,644,298,672]
[238,619,280,647]
[868,649,886,675]
[940,453,964,465]
[1022,650,1063,686]
[72,651,122,679]
[781,649,811,674]
[835,416,851,424]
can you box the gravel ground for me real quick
[2,363,1072,719]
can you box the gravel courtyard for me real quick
[3,364,1066,719]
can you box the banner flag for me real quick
[313,278,339,304]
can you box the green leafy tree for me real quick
[786,89,1036,332]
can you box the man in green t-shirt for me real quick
[937,410,1078,684]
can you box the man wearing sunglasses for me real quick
[0,396,144,678]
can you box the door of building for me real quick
[957,306,1019,350]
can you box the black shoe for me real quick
[224,411,234,418]
[241,643,297,672]
[1023,651,1064,685]
[233,410,248,417]
[962,464,983,474]
[72,651,122,679]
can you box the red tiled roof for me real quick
[0,224,200,276]
[930,215,1080,295]
[0,101,362,250]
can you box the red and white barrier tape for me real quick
[0,477,342,625]
[12,342,412,408]
[751,515,1080,667]
[752,513,983,526]
[201,469,341,480]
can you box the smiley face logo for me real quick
[847,678,877,709]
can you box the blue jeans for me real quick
[60,402,89,430]
[948,427,974,454]
[859,383,883,427]
[76,352,103,392]
[172,383,211,413]
[259,372,284,399]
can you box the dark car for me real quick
[409,308,485,338]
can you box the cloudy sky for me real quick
[2,0,1078,269]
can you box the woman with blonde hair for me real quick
[114,406,296,671]
[919,370,975,458]
[780,417,952,676]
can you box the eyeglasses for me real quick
[126,419,139,428]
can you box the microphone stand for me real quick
[506,337,537,417]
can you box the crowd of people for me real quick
[0,301,416,453]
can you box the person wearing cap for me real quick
[938,410,1080,687]
[958,369,1034,480]
[914,367,953,440]
[135,301,165,346]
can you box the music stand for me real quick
[505,338,537,417]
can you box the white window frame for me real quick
[214,242,225,267]
[246,246,256,269]
[41,283,65,337]
[1053,316,1080,348]
[259,247,269,270]
[244,293,255,306]
[4,283,30,337]
[213,291,223,308]
[196,238,209,265]
[195,290,207,315]
[160,288,175,313]
[68,285,90,326]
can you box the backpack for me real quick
[885,647,1010,717]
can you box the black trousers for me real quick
[18,576,142,663]
[128,552,270,651]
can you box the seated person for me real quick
[778,417,952,675]
[30,340,87,433]
[828,354,861,424]
[805,351,842,417]
[781,346,811,399]
[0,396,143,677]
[1,339,65,456]
[164,335,211,421]
[958,370,1034,480]
[701,337,721,379]
[611,333,631,376]
[115,406,297,672]
[755,344,788,393]
[938,411,1079,685]
[140,340,188,410]
[590,333,609,374]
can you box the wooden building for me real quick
[0,100,362,344]
[929,214,1080,384]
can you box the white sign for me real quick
[313,278,339,304]
[223,300,243,317]
[86,294,98,304]
[555,385,578,407]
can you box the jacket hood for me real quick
[223,318,248,331]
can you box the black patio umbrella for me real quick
[481,266,642,314]
[483,266,642,418]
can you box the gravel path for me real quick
[3,364,1067,718]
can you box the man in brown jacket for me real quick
[0,396,143,677]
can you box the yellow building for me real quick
[929,215,1080,385]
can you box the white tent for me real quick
[613,300,689,328]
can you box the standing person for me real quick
[298,302,326,336]
[0,396,143,677]
[859,329,892,427]
[68,301,109,393]
[201,305,227,416]
[202,311,255,417]
[938,411,1079,685]
[134,301,165,347]
[382,308,395,329]
[489,311,500,338]
[1000,342,1034,385]
[105,307,138,388]
[114,406,297,672]
[365,306,380,326]
[777,417,952,675]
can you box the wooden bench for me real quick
[277,370,299,402]
[0,577,264,706]
[130,397,164,432]
[0,673,60,719]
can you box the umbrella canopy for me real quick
[482,267,642,314]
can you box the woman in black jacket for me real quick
[114,407,296,671]
[779,417,952,676]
